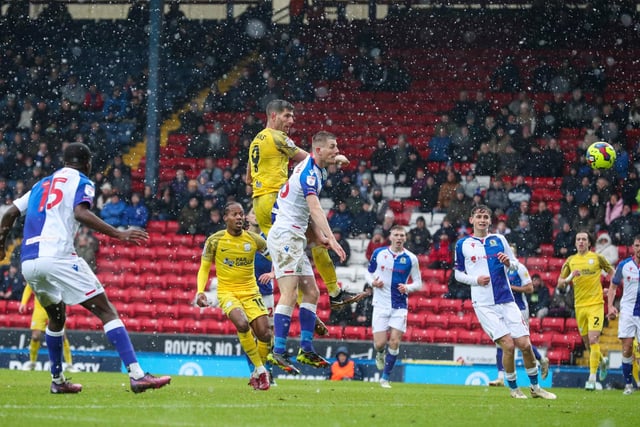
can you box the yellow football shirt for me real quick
[201,230,267,293]
[560,251,613,308]
[249,128,301,197]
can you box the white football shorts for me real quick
[22,256,105,307]
[371,306,408,334]
[267,228,313,278]
[475,302,529,342]
[617,311,640,340]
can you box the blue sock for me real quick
[384,351,398,377]
[299,305,316,353]
[273,313,291,354]
[496,347,504,372]
[527,366,539,386]
[622,362,633,385]
[45,328,64,378]
[104,320,137,366]
[531,345,542,361]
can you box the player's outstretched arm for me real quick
[74,203,148,245]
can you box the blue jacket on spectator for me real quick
[124,196,149,229]
[100,195,127,227]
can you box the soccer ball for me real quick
[586,141,616,170]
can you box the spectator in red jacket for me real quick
[427,234,453,269]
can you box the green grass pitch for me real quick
[0,370,634,427]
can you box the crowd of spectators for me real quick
[2,4,640,312]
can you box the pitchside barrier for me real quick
[0,328,623,388]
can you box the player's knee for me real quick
[256,328,272,343]
[499,339,516,353]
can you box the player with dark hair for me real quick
[558,230,614,390]
[0,142,171,394]
[195,202,272,390]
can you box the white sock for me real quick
[52,373,66,384]
[128,363,144,379]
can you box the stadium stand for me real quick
[1,3,638,368]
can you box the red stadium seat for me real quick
[448,313,472,330]
[407,312,427,328]
[161,318,185,334]
[170,234,194,247]
[541,317,565,333]
[135,247,156,261]
[75,316,100,331]
[550,333,576,351]
[546,257,566,271]
[149,233,173,247]
[410,328,434,343]
[421,268,446,284]
[204,320,229,335]
[205,307,227,322]
[343,326,368,340]
[320,325,343,339]
[165,221,180,234]
[155,303,180,319]
[530,332,553,348]
[457,329,482,345]
[131,302,155,318]
[565,317,579,333]
[178,305,205,320]
[124,318,142,332]
[528,317,541,333]
[193,235,207,247]
[153,290,174,305]
[425,313,449,329]
[538,244,554,257]
[182,262,201,277]
[183,319,208,334]
[158,259,184,276]
[436,299,462,314]
[145,274,169,290]
[433,329,458,344]
[107,287,129,303]
[140,318,161,333]
[424,283,448,297]
[414,297,440,313]
[525,257,547,273]
[147,220,168,233]
[128,288,152,304]
[546,348,571,365]
[175,247,202,262]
